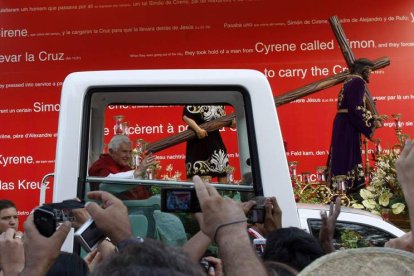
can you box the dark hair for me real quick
[350,58,374,74]
[263,227,325,271]
[0,200,16,212]
[46,251,89,276]
[91,238,203,276]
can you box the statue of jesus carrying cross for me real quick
[144,16,388,195]
[327,58,384,195]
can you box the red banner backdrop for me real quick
[1,0,414,226]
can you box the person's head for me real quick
[91,239,204,276]
[300,247,414,275]
[0,200,18,233]
[108,135,133,167]
[350,58,375,83]
[46,251,89,276]
[263,227,325,271]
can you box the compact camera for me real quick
[200,258,212,273]
[161,187,201,213]
[74,218,106,252]
[246,205,265,224]
[33,199,85,237]
[253,238,266,256]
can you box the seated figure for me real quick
[88,135,156,200]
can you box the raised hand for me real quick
[319,196,341,253]
[263,196,282,235]
[0,228,25,275]
[85,191,132,245]
[20,214,71,276]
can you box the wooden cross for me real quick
[146,16,389,154]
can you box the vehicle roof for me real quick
[297,203,383,219]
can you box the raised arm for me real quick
[20,214,71,276]
[133,153,156,179]
[194,176,267,276]
[319,197,341,253]
[395,140,414,251]
[183,115,208,139]
[85,191,133,245]
[182,230,212,263]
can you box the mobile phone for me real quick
[74,218,106,252]
[161,187,201,213]
[247,205,265,224]
[253,238,266,256]
[34,207,57,237]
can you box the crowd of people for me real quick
[1,140,414,275]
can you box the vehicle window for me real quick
[307,219,397,248]
[102,104,241,184]
[80,87,259,245]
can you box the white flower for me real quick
[360,189,375,200]
[351,203,364,209]
[391,203,405,214]
[362,199,377,210]
[378,193,390,207]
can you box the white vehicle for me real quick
[49,69,404,251]
[298,204,404,247]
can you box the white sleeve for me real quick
[107,170,135,179]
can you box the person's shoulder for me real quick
[88,154,113,176]
[347,75,365,84]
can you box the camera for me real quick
[253,238,266,256]
[34,199,84,237]
[161,187,201,213]
[247,205,265,224]
[74,218,106,252]
[200,259,212,273]
[34,207,58,237]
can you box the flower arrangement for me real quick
[351,149,406,215]
[161,164,182,181]
[340,229,370,248]
[293,183,321,204]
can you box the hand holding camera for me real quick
[34,199,85,237]
[85,191,133,245]
[263,196,282,234]
[200,256,223,275]
[246,205,265,224]
[193,176,247,241]
[22,213,71,275]
[74,218,105,252]
[244,196,282,236]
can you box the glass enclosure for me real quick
[78,87,261,244]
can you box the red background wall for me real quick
[1,0,413,223]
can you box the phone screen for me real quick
[75,219,106,252]
[80,221,105,248]
[161,188,201,213]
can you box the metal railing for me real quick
[86,176,254,192]
[40,173,54,205]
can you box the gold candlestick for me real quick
[113,115,125,135]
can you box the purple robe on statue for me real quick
[327,75,376,194]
